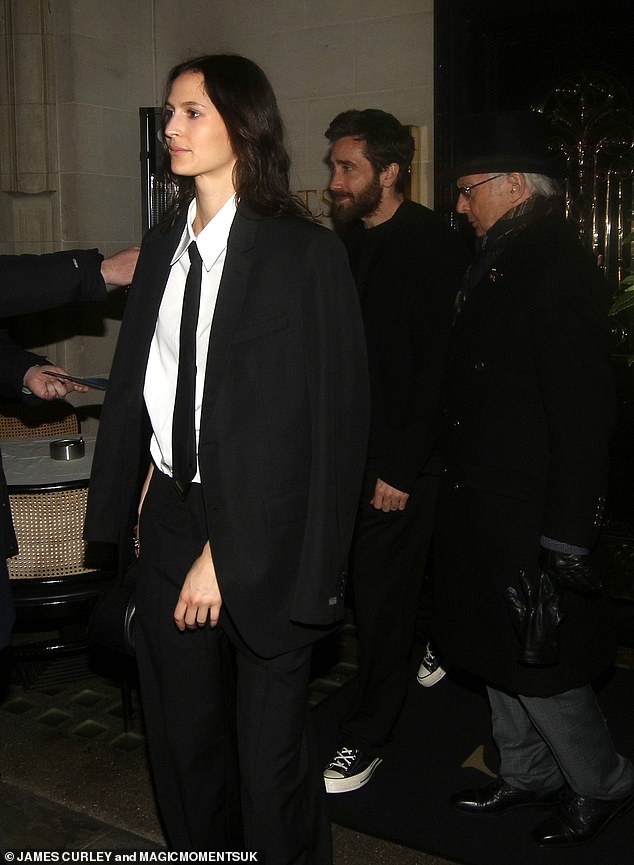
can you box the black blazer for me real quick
[85,204,370,658]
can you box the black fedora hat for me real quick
[448,110,561,179]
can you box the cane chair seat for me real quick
[6,486,106,580]
[7,485,115,655]
[0,401,79,440]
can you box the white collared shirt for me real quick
[144,195,237,482]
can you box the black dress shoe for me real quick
[451,777,564,814]
[533,791,634,846]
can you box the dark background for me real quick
[433,0,634,544]
[434,0,632,217]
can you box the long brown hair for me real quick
[161,54,310,223]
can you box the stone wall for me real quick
[1,0,435,431]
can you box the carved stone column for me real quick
[0,0,59,251]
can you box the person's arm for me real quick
[135,466,223,629]
[534,256,615,548]
[173,541,223,630]
[0,327,90,399]
[100,247,140,287]
[0,330,48,399]
[22,363,89,398]
[289,226,370,625]
[370,225,468,493]
[0,247,139,318]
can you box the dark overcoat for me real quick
[433,209,617,696]
[84,204,370,659]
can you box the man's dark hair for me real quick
[162,54,310,221]
[325,109,415,194]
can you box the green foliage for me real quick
[610,274,634,316]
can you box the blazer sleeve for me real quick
[290,227,370,623]
[0,249,107,318]
[85,223,179,548]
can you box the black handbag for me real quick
[88,561,137,656]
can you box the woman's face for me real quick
[164,70,236,189]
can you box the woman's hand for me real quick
[174,541,222,630]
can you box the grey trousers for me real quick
[488,684,634,799]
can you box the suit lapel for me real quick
[138,218,186,345]
[200,204,262,425]
[110,217,185,413]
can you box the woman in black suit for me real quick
[85,55,369,862]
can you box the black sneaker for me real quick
[323,747,382,793]
[416,641,447,687]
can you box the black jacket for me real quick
[434,205,616,696]
[341,200,468,492]
[85,205,370,658]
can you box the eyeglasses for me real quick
[456,174,505,199]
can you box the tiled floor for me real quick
[0,632,457,865]
[0,781,163,851]
[6,602,631,862]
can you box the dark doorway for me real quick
[434,0,633,222]
[433,0,634,581]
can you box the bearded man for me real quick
[321,109,468,793]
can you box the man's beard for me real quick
[330,174,382,228]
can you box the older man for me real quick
[434,110,634,847]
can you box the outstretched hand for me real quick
[23,364,88,398]
[100,247,140,287]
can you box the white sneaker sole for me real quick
[417,664,447,687]
[323,757,383,794]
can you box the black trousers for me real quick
[135,469,332,863]
[340,471,438,754]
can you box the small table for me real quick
[2,435,96,492]
[3,432,112,582]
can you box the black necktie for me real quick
[172,241,202,493]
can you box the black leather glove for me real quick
[538,548,603,594]
[505,570,564,666]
